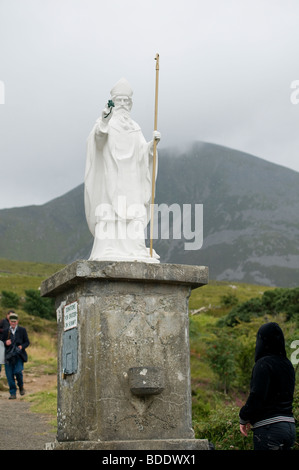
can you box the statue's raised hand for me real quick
[102,100,115,121]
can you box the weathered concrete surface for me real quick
[46,438,210,450]
[40,260,209,297]
[41,261,209,450]
[128,367,165,396]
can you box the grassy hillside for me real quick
[0,259,297,450]
[0,258,65,294]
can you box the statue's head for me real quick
[110,78,133,112]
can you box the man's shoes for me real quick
[9,394,16,399]
[19,387,25,396]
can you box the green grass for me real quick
[25,389,57,432]
[0,258,65,276]
[0,258,65,296]
[189,279,273,312]
[26,389,57,415]
[26,330,57,376]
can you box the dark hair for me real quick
[255,322,286,361]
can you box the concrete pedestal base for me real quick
[45,438,210,450]
[41,260,209,451]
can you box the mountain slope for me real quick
[0,185,92,263]
[1,141,298,287]
[153,142,299,286]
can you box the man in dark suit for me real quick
[2,312,30,399]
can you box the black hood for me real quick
[255,322,286,362]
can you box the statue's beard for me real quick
[113,107,135,131]
[114,106,130,116]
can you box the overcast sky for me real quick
[0,0,298,209]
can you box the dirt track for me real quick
[0,372,56,450]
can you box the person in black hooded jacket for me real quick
[239,322,296,450]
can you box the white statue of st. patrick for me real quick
[84,78,160,263]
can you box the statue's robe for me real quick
[84,114,159,262]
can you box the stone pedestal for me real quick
[41,260,209,450]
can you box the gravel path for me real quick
[0,372,56,451]
[0,397,55,450]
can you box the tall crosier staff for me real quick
[150,53,159,257]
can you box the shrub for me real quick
[217,297,264,327]
[193,403,253,450]
[219,287,299,327]
[262,287,299,324]
[206,331,237,393]
[23,289,55,320]
[234,333,255,390]
[220,292,238,308]
[1,290,20,308]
